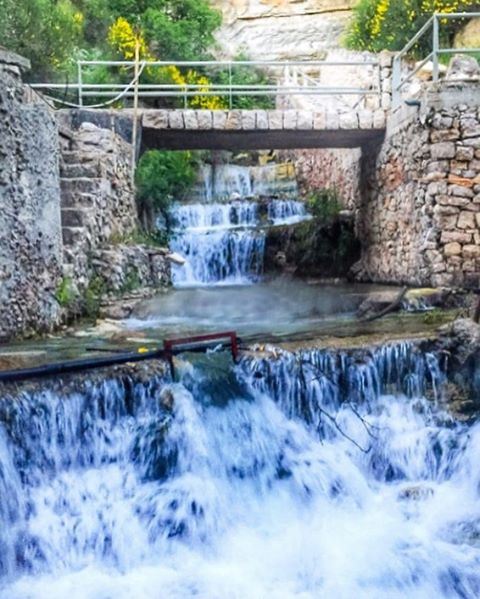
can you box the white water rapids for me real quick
[1,344,480,598]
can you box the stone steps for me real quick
[60,162,103,179]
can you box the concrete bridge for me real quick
[63,107,388,152]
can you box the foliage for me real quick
[307,189,342,221]
[55,276,75,307]
[346,0,480,55]
[212,56,276,110]
[85,276,105,320]
[135,150,198,230]
[0,0,84,80]
[136,150,197,206]
[0,0,222,83]
[109,228,170,247]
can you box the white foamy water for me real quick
[168,199,309,287]
[1,345,480,598]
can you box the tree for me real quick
[0,0,84,80]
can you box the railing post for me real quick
[432,13,439,82]
[229,62,233,109]
[77,61,83,107]
[392,55,401,110]
[131,38,140,186]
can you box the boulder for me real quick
[445,54,480,81]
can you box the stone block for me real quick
[168,111,184,129]
[256,111,268,129]
[339,111,358,129]
[143,110,169,129]
[313,109,326,129]
[213,111,227,129]
[456,145,475,161]
[225,110,242,129]
[430,129,460,143]
[183,110,198,129]
[431,142,456,160]
[463,244,480,259]
[197,110,213,130]
[358,110,373,129]
[326,109,340,129]
[434,213,458,230]
[462,124,480,139]
[444,242,462,256]
[297,110,313,130]
[441,231,472,244]
[437,194,470,207]
[268,111,283,129]
[457,210,476,229]
[373,109,386,129]
[241,111,256,130]
[448,184,474,197]
[283,110,298,129]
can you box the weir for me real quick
[1,341,480,597]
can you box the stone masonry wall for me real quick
[280,148,361,209]
[0,51,62,340]
[356,85,480,287]
[57,117,139,291]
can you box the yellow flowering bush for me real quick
[107,18,224,109]
[346,0,479,54]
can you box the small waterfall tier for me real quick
[1,343,480,597]
[168,199,309,287]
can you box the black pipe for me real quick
[0,349,169,384]
[0,339,241,385]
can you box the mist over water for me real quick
[1,346,480,598]
[129,278,383,338]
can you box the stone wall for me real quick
[0,51,62,340]
[280,148,361,209]
[356,84,480,287]
[57,115,139,291]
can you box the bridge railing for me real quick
[392,12,480,110]
[29,59,381,110]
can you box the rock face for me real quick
[0,50,62,340]
[356,83,480,287]
[212,0,355,60]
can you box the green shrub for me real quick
[135,150,199,230]
[346,0,479,56]
[55,276,75,307]
[307,189,342,221]
[211,55,276,110]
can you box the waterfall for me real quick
[169,201,265,287]
[267,199,310,225]
[168,198,310,287]
[1,343,480,598]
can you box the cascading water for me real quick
[167,198,309,287]
[1,343,480,598]
[169,201,265,287]
[267,199,310,225]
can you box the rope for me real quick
[29,62,147,110]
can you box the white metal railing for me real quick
[29,59,381,110]
[392,12,480,109]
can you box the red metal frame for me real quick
[163,331,239,377]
